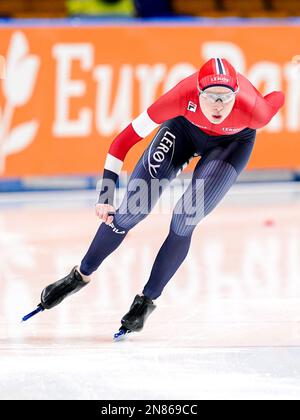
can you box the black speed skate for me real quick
[22,266,88,322]
[113,294,156,341]
[40,266,88,309]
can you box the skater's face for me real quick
[199,86,236,125]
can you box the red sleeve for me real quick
[98,78,187,205]
[250,90,285,129]
[147,79,184,124]
[107,77,186,163]
[108,124,142,162]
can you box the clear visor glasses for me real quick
[199,88,239,104]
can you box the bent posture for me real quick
[25,58,284,339]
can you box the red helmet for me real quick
[197,58,239,92]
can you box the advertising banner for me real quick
[0,23,299,177]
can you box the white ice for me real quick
[1,183,300,400]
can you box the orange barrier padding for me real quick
[0,24,299,177]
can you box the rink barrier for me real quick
[1,17,300,27]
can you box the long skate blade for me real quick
[21,305,44,322]
[113,327,131,342]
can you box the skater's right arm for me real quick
[96,75,189,219]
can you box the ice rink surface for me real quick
[1,183,300,400]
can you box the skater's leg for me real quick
[37,118,197,316]
[80,117,197,276]
[143,137,255,299]
[79,221,128,276]
[142,228,192,300]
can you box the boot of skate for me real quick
[40,266,88,310]
[121,294,156,332]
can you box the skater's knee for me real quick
[171,222,196,237]
[170,204,201,236]
[114,208,148,231]
[113,180,151,230]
